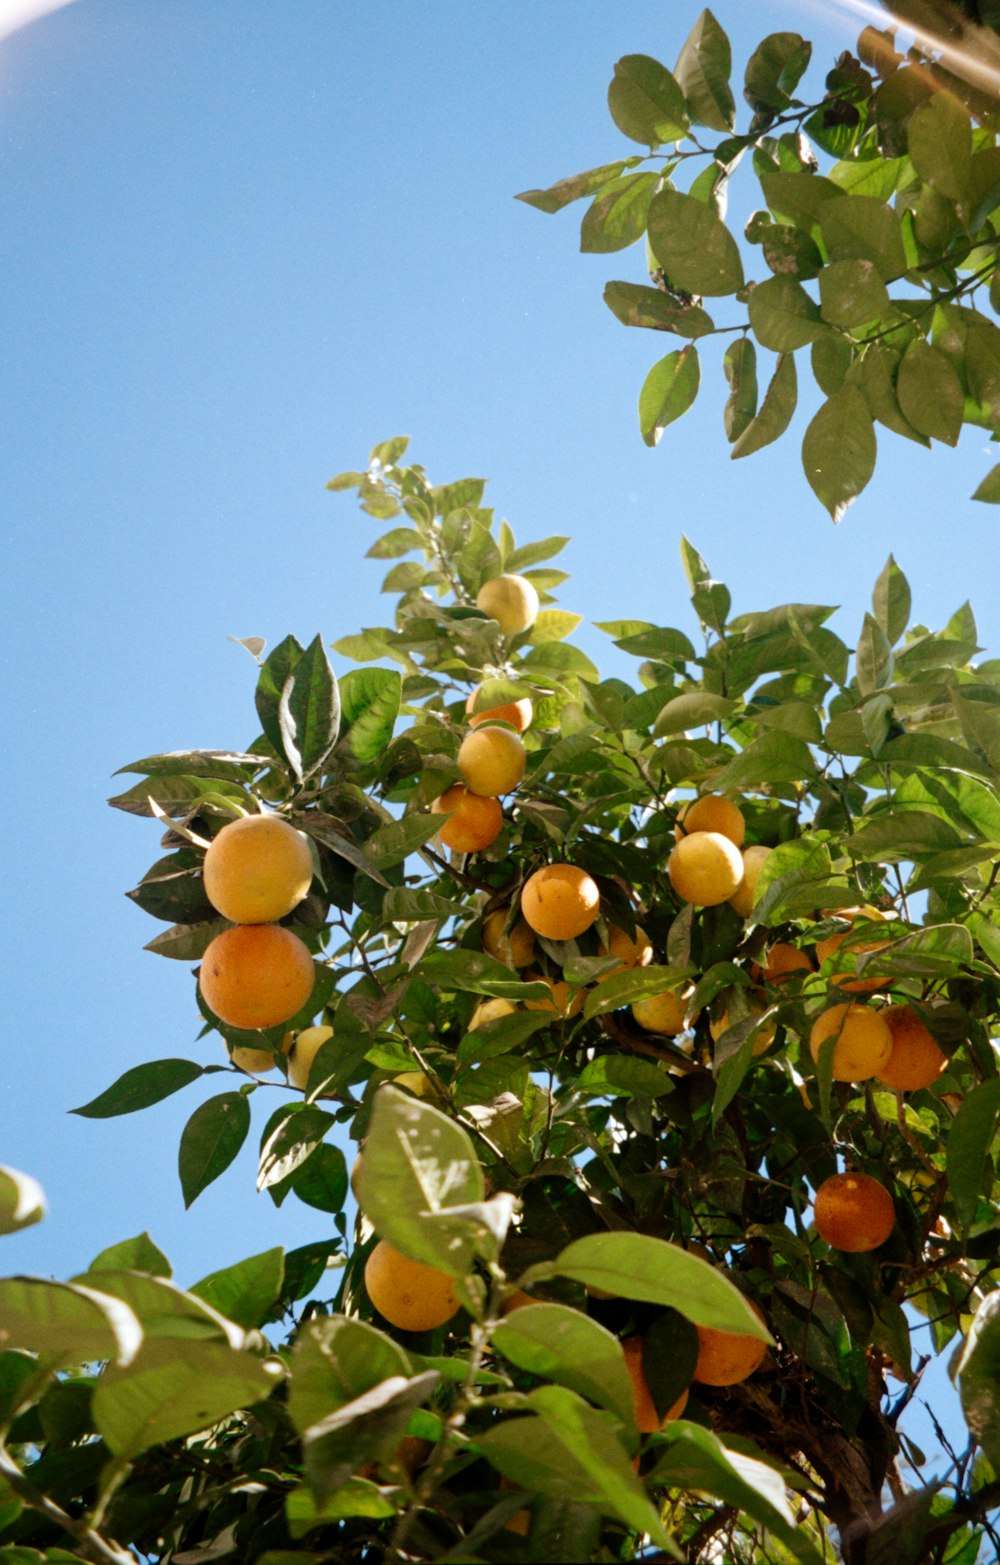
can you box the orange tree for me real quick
[2,438,1000,1563]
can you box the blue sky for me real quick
[2,0,996,1482]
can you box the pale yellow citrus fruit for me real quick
[875,1005,948,1092]
[675,794,745,847]
[621,1336,689,1432]
[466,687,533,732]
[809,1002,892,1083]
[693,1303,768,1387]
[475,574,539,636]
[597,925,654,978]
[364,1239,460,1331]
[288,1024,335,1090]
[431,784,503,853]
[814,1171,895,1252]
[469,997,518,1030]
[727,844,772,918]
[228,1043,280,1075]
[203,812,313,925]
[482,909,536,969]
[393,1070,433,1097]
[520,863,601,940]
[457,725,526,797]
[631,984,696,1036]
[523,974,585,1018]
[668,831,744,907]
[199,924,314,1031]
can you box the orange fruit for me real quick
[500,1289,536,1315]
[475,574,539,636]
[199,924,315,1031]
[597,925,654,978]
[520,864,600,940]
[814,1171,895,1252]
[815,907,894,993]
[203,812,313,925]
[875,1005,948,1092]
[809,1002,893,1083]
[363,1239,460,1331]
[675,794,745,847]
[523,974,585,1018]
[631,985,696,1036]
[757,942,813,984]
[622,1337,689,1432]
[482,909,536,969]
[668,831,744,907]
[692,1301,768,1387]
[466,687,533,733]
[728,844,772,918]
[287,1024,335,1091]
[457,725,526,796]
[431,784,503,853]
[709,992,776,1056]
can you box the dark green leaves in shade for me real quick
[71,1059,206,1119]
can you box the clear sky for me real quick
[3,0,995,1483]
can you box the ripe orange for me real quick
[520,863,600,941]
[466,687,533,733]
[815,907,894,993]
[809,1002,893,1083]
[287,1024,334,1091]
[203,812,313,925]
[622,1336,689,1432]
[709,992,776,1056]
[457,725,526,797]
[523,974,585,1018]
[475,574,539,636]
[814,1171,895,1252]
[482,909,536,969]
[668,831,744,907]
[364,1239,460,1331]
[431,784,503,853]
[597,925,654,977]
[500,1289,535,1315]
[675,794,745,847]
[199,924,315,1031]
[692,1301,768,1387]
[727,844,772,918]
[757,942,813,984]
[631,983,696,1036]
[876,1005,948,1092]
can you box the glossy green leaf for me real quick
[515,160,639,214]
[79,1269,244,1346]
[88,1233,171,1277]
[107,774,248,818]
[647,189,744,296]
[638,346,701,447]
[191,1248,285,1329]
[760,170,840,233]
[303,1370,439,1505]
[338,668,401,761]
[607,54,688,146]
[144,916,229,960]
[576,1056,672,1097]
[579,172,657,254]
[258,1105,336,1193]
[732,352,797,458]
[603,280,714,338]
[0,1277,142,1367]
[494,1304,635,1423]
[178,1092,252,1209]
[278,634,341,782]
[674,9,735,132]
[288,1315,412,1434]
[744,32,811,111]
[872,554,911,646]
[365,812,442,867]
[801,386,876,522]
[71,1059,206,1119]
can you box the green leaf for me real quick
[958,1290,1000,1473]
[494,1304,635,1424]
[547,1234,772,1337]
[92,1337,282,1457]
[818,259,890,329]
[760,171,841,233]
[674,9,735,132]
[575,1056,673,1098]
[653,692,734,736]
[678,535,730,633]
[365,525,422,559]
[608,55,688,146]
[126,851,216,925]
[71,1059,206,1119]
[420,949,551,1001]
[0,1167,45,1237]
[480,1396,673,1550]
[286,1480,396,1532]
[289,1315,412,1434]
[531,609,584,643]
[732,352,797,459]
[872,555,911,646]
[514,160,639,214]
[115,749,267,780]
[638,346,701,447]
[579,172,657,254]
[255,635,304,762]
[582,964,693,1020]
[144,916,229,960]
[744,32,811,111]
[723,338,757,442]
[818,195,907,280]
[896,341,964,446]
[908,92,973,200]
[79,1269,243,1346]
[366,813,442,868]
[338,668,401,762]
[603,280,714,338]
[972,462,1000,503]
[107,774,248,818]
[856,612,893,697]
[648,189,744,296]
[191,1248,285,1329]
[303,1371,440,1506]
[748,277,823,352]
[712,731,815,791]
[88,1233,171,1276]
[0,1277,142,1367]
[801,385,876,522]
[947,1080,1000,1228]
[258,1105,336,1193]
[292,1144,349,1214]
[178,1092,252,1209]
[279,634,341,782]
